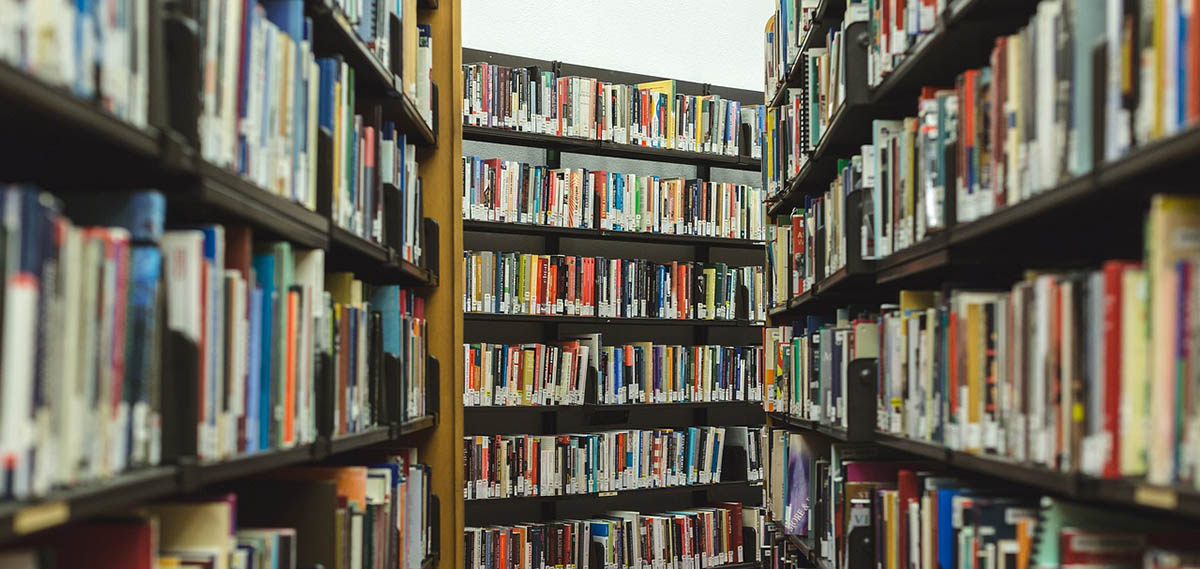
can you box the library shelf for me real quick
[463,220,766,249]
[768,55,804,109]
[179,161,332,249]
[328,426,394,455]
[395,414,438,436]
[306,0,435,146]
[873,233,951,284]
[308,0,395,96]
[330,225,391,264]
[185,444,324,490]
[0,466,179,543]
[0,420,440,544]
[465,401,763,414]
[867,0,1041,107]
[328,226,437,286]
[787,535,831,569]
[464,313,765,327]
[767,413,861,442]
[0,62,162,165]
[768,265,879,319]
[463,126,762,171]
[464,480,764,506]
[872,432,1082,496]
[766,98,906,215]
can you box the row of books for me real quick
[463,251,767,322]
[763,0,816,102]
[762,6,867,198]
[763,433,1200,569]
[786,0,1200,267]
[464,502,768,569]
[335,0,431,124]
[463,339,592,407]
[762,311,880,427]
[325,60,424,261]
[464,337,765,407]
[172,0,433,212]
[0,0,149,127]
[0,185,429,501]
[462,426,753,500]
[462,156,767,241]
[461,63,762,157]
[765,156,864,305]
[866,0,948,88]
[0,458,433,569]
[778,194,1200,488]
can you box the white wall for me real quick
[462,0,774,92]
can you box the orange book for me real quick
[273,466,368,510]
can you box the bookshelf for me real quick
[763,0,1200,566]
[0,0,460,566]
[460,51,769,543]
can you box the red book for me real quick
[45,520,155,569]
[1102,261,1141,478]
[713,501,745,562]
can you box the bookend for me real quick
[426,493,441,560]
[388,13,403,79]
[430,81,440,140]
[844,358,878,442]
[316,350,335,437]
[424,355,440,424]
[382,183,403,255]
[316,129,336,217]
[423,217,440,277]
[383,353,402,425]
[161,329,200,462]
[161,0,202,146]
[721,445,750,483]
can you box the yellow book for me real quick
[146,501,235,569]
[1153,0,1166,139]
[635,79,677,149]
[325,272,358,306]
[884,490,897,569]
[899,290,936,312]
[966,302,983,454]
[1146,196,1200,483]
[402,0,418,97]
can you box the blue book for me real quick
[238,1,257,171]
[247,287,263,453]
[369,285,402,356]
[937,487,967,569]
[63,189,166,243]
[252,252,277,449]
[126,245,162,464]
[262,0,303,40]
[317,57,341,132]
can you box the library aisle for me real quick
[7,1,1200,569]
